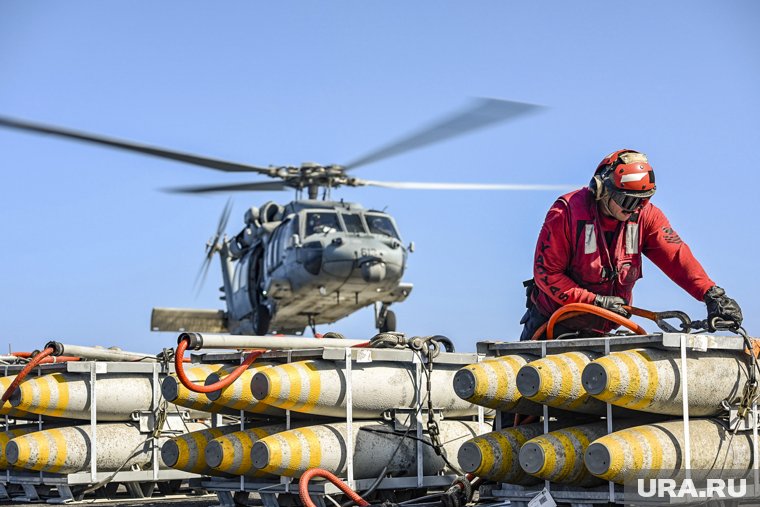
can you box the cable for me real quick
[1,346,55,405]
[173,337,265,393]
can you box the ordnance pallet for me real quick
[194,347,487,507]
[1,361,206,504]
[476,332,758,507]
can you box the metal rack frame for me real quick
[0,361,200,503]
[479,332,757,507]
[196,346,485,507]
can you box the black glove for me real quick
[594,295,629,317]
[704,286,743,331]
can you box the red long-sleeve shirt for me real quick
[532,189,714,323]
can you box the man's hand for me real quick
[594,295,629,317]
[704,286,743,331]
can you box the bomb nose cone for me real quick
[457,442,483,473]
[5,442,19,465]
[204,441,224,469]
[251,442,270,469]
[584,443,612,476]
[161,440,180,468]
[519,442,546,475]
[581,363,608,395]
[516,366,541,398]
[161,377,180,402]
[250,373,270,401]
[453,369,477,400]
[204,374,222,401]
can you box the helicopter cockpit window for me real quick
[341,213,366,233]
[305,212,342,236]
[366,214,399,239]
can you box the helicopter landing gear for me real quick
[307,314,318,336]
[252,304,271,336]
[375,303,397,333]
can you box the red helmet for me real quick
[594,149,656,211]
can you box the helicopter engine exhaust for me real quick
[360,259,386,283]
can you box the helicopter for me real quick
[0,98,568,336]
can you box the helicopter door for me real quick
[266,219,293,274]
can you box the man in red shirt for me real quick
[520,149,742,340]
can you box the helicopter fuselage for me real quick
[220,199,412,334]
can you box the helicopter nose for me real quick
[360,260,386,282]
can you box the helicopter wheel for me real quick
[379,309,397,333]
[252,304,271,336]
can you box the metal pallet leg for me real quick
[216,491,237,507]
[125,481,155,498]
[47,484,76,504]
[260,492,282,507]
[19,483,41,502]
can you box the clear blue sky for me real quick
[1,2,757,354]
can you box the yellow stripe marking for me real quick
[278,430,303,476]
[524,363,550,404]
[232,432,254,475]
[261,434,286,476]
[262,369,284,408]
[627,350,660,411]
[611,352,644,408]
[48,374,70,418]
[563,353,592,409]
[274,364,305,411]
[11,436,32,469]
[564,427,592,482]
[32,431,51,471]
[555,430,579,481]
[597,434,626,482]
[474,437,496,476]
[216,433,240,474]
[299,427,323,471]
[293,362,322,414]
[47,428,68,473]
[589,356,620,403]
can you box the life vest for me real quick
[534,188,646,333]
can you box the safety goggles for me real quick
[609,190,649,213]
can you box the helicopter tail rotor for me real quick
[194,199,233,296]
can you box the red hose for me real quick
[1,346,55,405]
[546,303,647,340]
[11,352,80,363]
[299,468,369,507]
[174,337,266,394]
[530,311,584,341]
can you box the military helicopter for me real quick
[0,99,567,335]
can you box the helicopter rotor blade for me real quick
[216,198,233,236]
[194,199,233,296]
[164,181,288,194]
[342,98,544,171]
[356,179,576,191]
[0,115,277,175]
